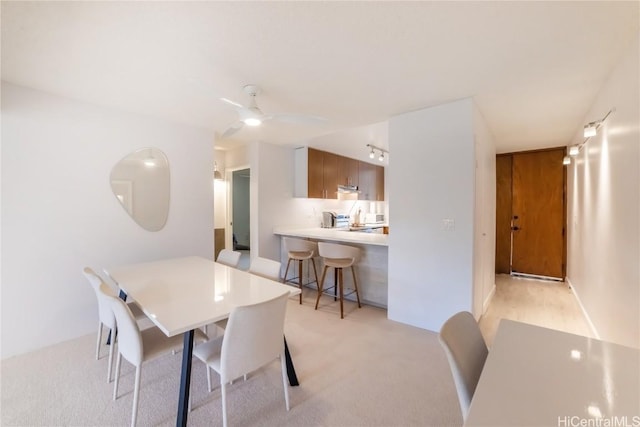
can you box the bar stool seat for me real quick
[282,237,320,304]
[315,242,362,319]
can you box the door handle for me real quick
[511,226,520,231]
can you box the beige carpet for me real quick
[1,293,461,426]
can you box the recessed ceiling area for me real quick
[2,1,638,154]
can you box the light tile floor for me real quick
[479,274,593,347]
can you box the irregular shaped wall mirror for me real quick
[110,147,170,231]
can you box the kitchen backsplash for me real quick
[287,198,388,228]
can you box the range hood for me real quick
[337,185,359,193]
[337,185,359,200]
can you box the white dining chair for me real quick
[216,249,242,268]
[193,292,290,427]
[438,311,488,420]
[210,257,282,338]
[82,267,147,383]
[105,285,208,427]
[248,256,282,281]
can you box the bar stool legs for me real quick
[315,264,361,319]
[282,253,319,304]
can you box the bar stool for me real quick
[282,237,320,304]
[315,241,362,319]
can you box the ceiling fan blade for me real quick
[267,113,328,125]
[220,97,244,109]
[221,121,244,139]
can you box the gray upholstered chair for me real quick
[438,311,488,420]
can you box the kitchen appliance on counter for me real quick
[364,213,385,224]
[322,211,350,228]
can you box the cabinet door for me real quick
[358,161,375,200]
[375,165,385,201]
[308,148,325,198]
[338,156,359,188]
[323,151,339,199]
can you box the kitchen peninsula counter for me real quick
[274,226,388,307]
[273,226,388,247]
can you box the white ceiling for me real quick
[2,1,638,155]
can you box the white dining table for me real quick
[465,319,640,426]
[104,256,302,427]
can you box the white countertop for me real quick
[273,226,388,246]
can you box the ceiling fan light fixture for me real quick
[243,117,262,127]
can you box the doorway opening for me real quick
[229,168,250,270]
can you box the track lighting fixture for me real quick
[583,123,598,138]
[583,108,615,139]
[366,144,388,163]
[568,108,616,165]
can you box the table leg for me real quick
[177,330,194,427]
[283,336,299,386]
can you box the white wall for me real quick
[1,83,215,358]
[472,103,497,318]
[253,142,297,261]
[387,98,476,331]
[567,34,640,349]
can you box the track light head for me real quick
[583,123,597,138]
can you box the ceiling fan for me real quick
[219,84,327,139]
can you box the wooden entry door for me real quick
[495,149,566,279]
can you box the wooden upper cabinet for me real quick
[307,148,325,198]
[307,148,338,199]
[358,161,385,201]
[323,151,338,199]
[338,156,359,188]
[374,164,385,201]
[296,147,384,201]
[358,161,374,201]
